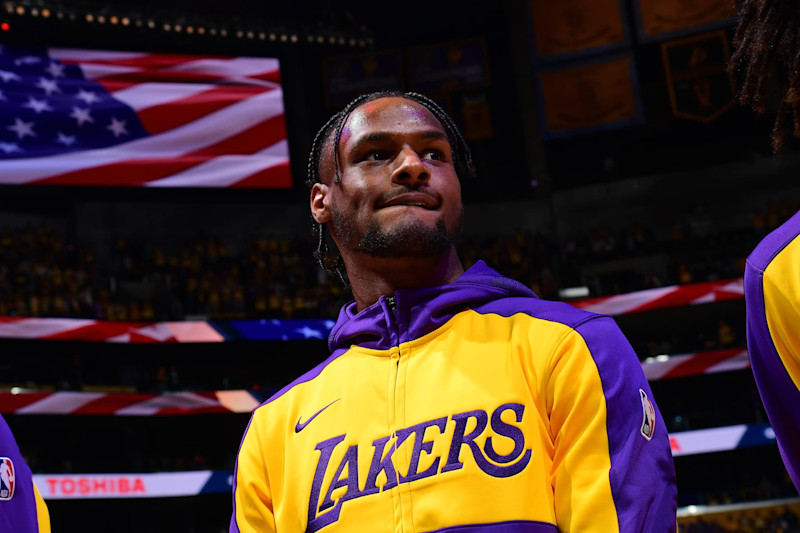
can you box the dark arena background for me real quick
[1,0,799,531]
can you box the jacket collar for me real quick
[328,260,536,352]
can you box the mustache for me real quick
[375,188,438,205]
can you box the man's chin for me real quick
[356,219,459,259]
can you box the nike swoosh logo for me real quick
[295,398,340,433]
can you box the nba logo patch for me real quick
[0,457,15,501]
[639,389,656,441]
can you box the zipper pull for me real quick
[386,295,396,310]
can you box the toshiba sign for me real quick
[33,471,217,499]
[44,476,146,497]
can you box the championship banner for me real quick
[323,50,403,107]
[536,54,642,139]
[408,39,489,94]
[527,0,629,63]
[662,31,736,123]
[0,46,291,188]
[634,0,737,42]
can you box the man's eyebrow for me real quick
[348,129,449,150]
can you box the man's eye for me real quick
[423,150,444,161]
[365,151,387,161]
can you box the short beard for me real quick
[332,206,462,259]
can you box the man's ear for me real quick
[310,183,331,223]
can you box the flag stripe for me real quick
[230,160,292,188]
[33,114,287,186]
[145,152,290,188]
[70,394,149,414]
[42,322,136,341]
[135,85,272,134]
[662,348,745,379]
[94,69,255,86]
[110,82,217,112]
[50,49,150,62]
[16,392,105,414]
[72,53,230,69]
[169,57,281,82]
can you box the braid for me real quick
[730,0,800,151]
[305,90,477,287]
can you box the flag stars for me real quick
[0,70,21,83]
[69,107,94,126]
[45,62,66,78]
[14,56,41,66]
[76,89,100,105]
[56,132,76,146]
[0,142,22,154]
[6,118,36,140]
[23,97,53,114]
[296,326,323,339]
[106,117,128,137]
[35,77,61,95]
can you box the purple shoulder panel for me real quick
[747,210,800,271]
[0,415,41,533]
[427,520,558,533]
[573,316,677,531]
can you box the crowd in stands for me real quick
[0,200,796,324]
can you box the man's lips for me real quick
[376,192,439,210]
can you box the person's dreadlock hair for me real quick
[305,90,477,287]
[730,0,800,152]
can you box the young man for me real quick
[230,91,677,532]
[0,415,51,533]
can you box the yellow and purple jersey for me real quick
[231,261,677,532]
[745,209,800,491]
[0,415,50,533]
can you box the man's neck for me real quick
[343,248,464,312]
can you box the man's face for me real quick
[322,97,463,258]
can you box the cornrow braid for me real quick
[305,90,477,287]
[730,0,800,151]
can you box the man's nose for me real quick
[391,147,429,185]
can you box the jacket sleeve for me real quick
[230,412,277,533]
[547,315,677,532]
[745,220,800,490]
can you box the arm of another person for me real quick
[230,413,277,533]
[547,315,677,532]
[0,415,50,533]
[745,213,800,490]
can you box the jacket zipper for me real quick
[386,293,406,533]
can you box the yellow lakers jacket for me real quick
[231,261,677,532]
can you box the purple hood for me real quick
[328,261,537,353]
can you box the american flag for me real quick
[0,45,292,187]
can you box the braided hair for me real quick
[730,0,800,151]
[305,90,476,286]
